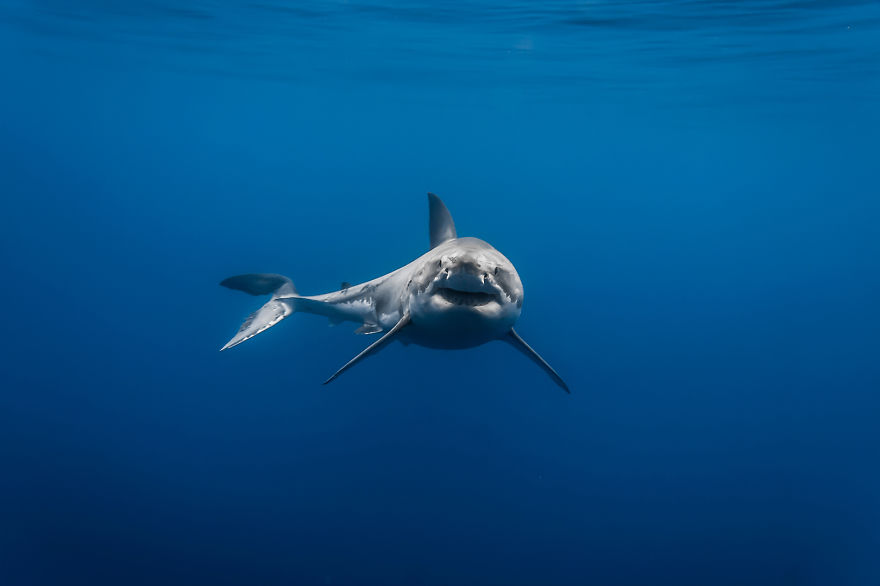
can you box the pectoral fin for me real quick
[323,313,411,384]
[505,329,570,393]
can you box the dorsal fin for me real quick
[428,192,457,249]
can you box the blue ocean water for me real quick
[1,1,879,584]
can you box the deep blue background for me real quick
[1,2,879,584]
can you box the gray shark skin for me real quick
[220,193,569,392]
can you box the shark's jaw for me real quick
[433,268,503,308]
[435,287,498,307]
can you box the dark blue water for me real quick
[2,2,879,585]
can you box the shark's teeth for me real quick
[436,287,498,307]
[440,272,496,293]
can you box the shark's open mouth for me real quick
[436,287,498,307]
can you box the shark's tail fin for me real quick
[219,273,298,350]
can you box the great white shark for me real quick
[220,193,569,392]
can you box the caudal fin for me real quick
[220,273,297,350]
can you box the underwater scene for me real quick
[1,1,879,584]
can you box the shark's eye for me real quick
[437,260,442,268]
[494,267,500,275]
